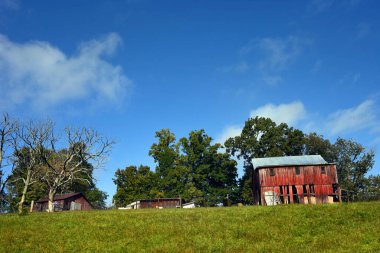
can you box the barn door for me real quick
[70,201,82,210]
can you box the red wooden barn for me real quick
[34,192,93,212]
[252,155,341,205]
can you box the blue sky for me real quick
[1,0,379,205]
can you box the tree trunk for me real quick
[18,170,31,214]
[48,188,56,212]
[18,189,26,213]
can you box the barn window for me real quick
[270,168,275,176]
[295,166,300,175]
[321,166,326,174]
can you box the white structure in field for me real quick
[182,202,196,208]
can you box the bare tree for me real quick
[12,120,52,213]
[39,126,113,212]
[0,113,18,208]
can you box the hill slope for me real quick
[1,202,380,252]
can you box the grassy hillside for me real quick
[1,202,380,252]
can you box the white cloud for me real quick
[216,101,306,144]
[250,101,306,126]
[218,61,249,73]
[216,125,242,145]
[356,23,371,40]
[311,59,322,73]
[352,73,361,84]
[0,0,19,10]
[338,72,362,86]
[0,33,131,111]
[307,0,363,14]
[326,100,377,135]
[256,36,306,72]
[241,36,306,71]
[238,36,310,85]
[349,0,362,7]
[308,0,335,13]
[262,75,282,86]
[217,99,379,155]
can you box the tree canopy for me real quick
[1,113,378,212]
[224,117,305,203]
[113,165,161,207]
[113,129,238,207]
[114,119,377,206]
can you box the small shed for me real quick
[182,202,196,208]
[34,192,93,212]
[123,198,183,209]
[252,155,341,205]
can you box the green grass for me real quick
[1,202,380,252]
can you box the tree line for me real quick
[113,117,378,206]
[0,114,112,213]
[1,112,378,212]
[113,129,238,207]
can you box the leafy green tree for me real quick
[225,117,305,163]
[224,117,305,204]
[359,175,380,201]
[149,129,179,196]
[113,165,160,207]
[334,138,375,198]
[84,187,108,209]
[304,133,336,162]
[148,128,238,206]
[304,134,375,199]
[178,130,238,206]
[7,174,47,212]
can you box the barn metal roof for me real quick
[252,155,328,169]
[36,192,83,203]
[138,198,182,202]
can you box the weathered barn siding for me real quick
[72,195,92,210]
[138,198,182,209]
[34,192,93,212]
[259,165,337,186]
[252,156,341,205]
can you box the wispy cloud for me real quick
[311,59,322,73]
[338,72,361,86]
[308,0,335,13]
[218,35,310,84]
[352,73,361,84]
[0,33,131,111]
[0,0,19,10]
[325,100,377,135]
[240,36,310,85]
[348,0,363,8]
[217,61,249,73]
[306,0,363,15]
[218,99,379,145]
[355,22,371,40]
[255,36,307,72]
[261,76,282,86]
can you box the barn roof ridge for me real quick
[36,192,84,203]
[252,155,331,169]
[137,197,182,201]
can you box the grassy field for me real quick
[1,202,380,252]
